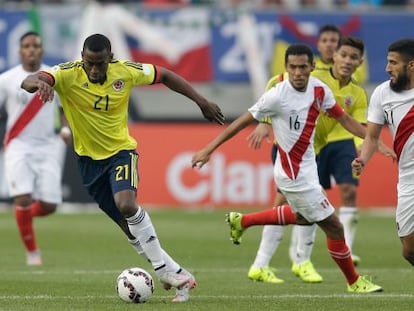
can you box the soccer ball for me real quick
[116,267,155,303]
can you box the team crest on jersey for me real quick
[112,80,125,91]
[344,96,354,107]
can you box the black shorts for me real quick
[316,139,358,190]
[78,150,139,222]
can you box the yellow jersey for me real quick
[314,56,368,86]
[312,68,367,154]
[46,60,157,160]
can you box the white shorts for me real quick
[4,139,63,204]
[396,183,414,237]
[281,185,335,223]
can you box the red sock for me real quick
[327,238,359,284]
[30,201,53,217]
[241,205,296,228]
[15,205,37,252]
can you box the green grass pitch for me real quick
[0,207,412,311]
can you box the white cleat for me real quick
[172,268,197,303]
[160,270,191,290]
[26,250,42,266]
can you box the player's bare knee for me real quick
[117,202,137,217]
[402,249,414,265]
[339,184,357,205]
[40,202,57,213]
[14,195,32,208]
[295,213,310,225]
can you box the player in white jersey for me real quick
[0,31,70,266]
[353,38,414,266]
[192,43,389,293]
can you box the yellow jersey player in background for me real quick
[246,36,371,284]
[270,24,368,86]
[21,33,225,303]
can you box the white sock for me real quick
[251,225,284,268]
[291,224,317,264]
[126,207,165,274]
[129,238,181,273]
[289,225,298,262]
[339,206,358,253]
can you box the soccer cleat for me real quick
[347,275,383,293]
[248,266,284,284]
[26,250,42,266]
[291,262,300,276]
[159,270,192,290]
[291,260,323,283]
[225,212,244,245]
[172,268,197,303]
[351,254,361,266]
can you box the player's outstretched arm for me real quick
[247,122,272,150]
[352,122,384,176]
[192,112,256,169]
[336,112,396,159]
[21,72,54,103]
[157,67,225,125]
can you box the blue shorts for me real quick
[78,150,139,223]
[316,139,358,190]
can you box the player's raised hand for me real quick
[198,100,225,125]
[247,123,272,149]
[37,80,54,103]
[351,157,365,176]
[192,149,211,169]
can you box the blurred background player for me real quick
[0,31,70,266]
[21,33,224,302]
[246,36,369,284]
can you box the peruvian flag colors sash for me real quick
[3,92,43,147]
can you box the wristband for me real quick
[60,126,71,136]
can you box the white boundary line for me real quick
[0,293,413,300]
[4,267,411,275]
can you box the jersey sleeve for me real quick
[43,64,68,95]
[122,61,157,86]
[248,88,278,121]
[367,86,386,125]
[321,84,339,113]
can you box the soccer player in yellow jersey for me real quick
[246,37,369,284]
[315,24,367,86]
[21,33,225,303]
[269,24,368,86]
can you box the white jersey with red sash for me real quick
[368,80,414,185]
[248,76,344,192]
[0,64,63,201]
[0,64,59,149]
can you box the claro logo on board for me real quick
[166,152,275,204]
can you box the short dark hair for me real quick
[318,24,341,37]
[83,34,112,53]
[285,44,314,64]
[388,39,414,63]
[338,36,364,55]
[20,31,40,44]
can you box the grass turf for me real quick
[0,208,412,311]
